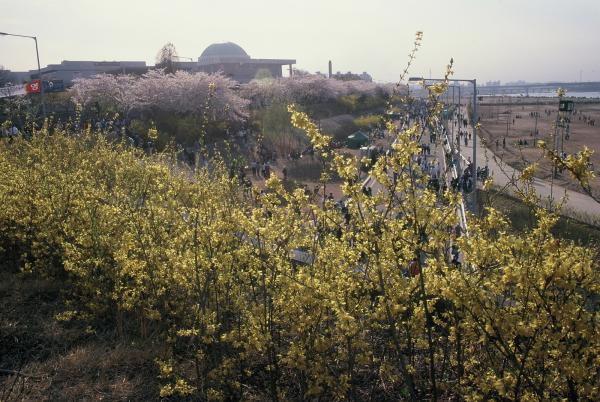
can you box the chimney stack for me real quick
[328,60,332,78]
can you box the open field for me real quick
[478,97,600,195]
[482,189,600,245]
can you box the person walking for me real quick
[408,257,421,277]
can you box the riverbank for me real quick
[478,98,600,197]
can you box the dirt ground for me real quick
[249,132,393,202]
[0,272,160,401]
[478,97,600,194]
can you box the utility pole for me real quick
[451,85,455,143]
[553,109,560,179]
[472,79,478,212]
[457,85,461,158]
[33,36,46,118]
[534,99,539,146]
[0,32,46,118]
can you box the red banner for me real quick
[25,80,41,94]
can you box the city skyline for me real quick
[1,0,599,83]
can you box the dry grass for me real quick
[12,344,159,401]
[0,272,160,401]
[482,189,600,246]
[479,99,600,196]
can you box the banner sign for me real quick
[0,84,26,98]
[43,80,64,92]
[25,79,41,94]
[24,79,65,94]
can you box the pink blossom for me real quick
[71,70,249,121]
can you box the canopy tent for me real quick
[346,131,370,149]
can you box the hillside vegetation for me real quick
[0,113,599,400]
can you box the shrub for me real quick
[0,113,598,400]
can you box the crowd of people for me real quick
[250,161,271,179]
[579,113,596,127]
[0,125,20,138]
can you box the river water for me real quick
[489,91,600,99]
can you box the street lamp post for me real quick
[473,79,478,211]
[451,84,462,159]
[410,76,478,212]
[0,31,46,118]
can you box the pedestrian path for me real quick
[461,133,600,222]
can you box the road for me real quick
[452,109,600,222]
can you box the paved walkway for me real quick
[460,129,600,222]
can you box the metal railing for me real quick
[442,128,469,236]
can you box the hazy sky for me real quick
[1,0,599,83]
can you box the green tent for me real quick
[346,131,370,149]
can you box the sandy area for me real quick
[478,97,600,195]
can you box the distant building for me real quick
[190,42,295,83]
[6,42,295,87]
[359,72,373,82]
[331,70,373,82]
[0,69,30,85]
[505,80,527,86]
[29,60,148,85]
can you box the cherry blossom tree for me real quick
[71,72,390,122]
[70,74,138,115]
[155,42,178,74]
[241,74,392,108]
[71,70,249,121]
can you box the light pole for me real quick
[443,84,462,167]
[451,84,462,159]
[410,76,478,211]
[0,31,46,118]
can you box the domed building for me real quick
[194,42,295,83]
[10,42,295,88]
[198,42,251,65]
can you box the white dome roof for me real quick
[198,42,250,65]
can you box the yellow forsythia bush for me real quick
[0,119,598,401]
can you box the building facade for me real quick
[192,42,295,83]
[31,60,148,84]
[6,42,295,87]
